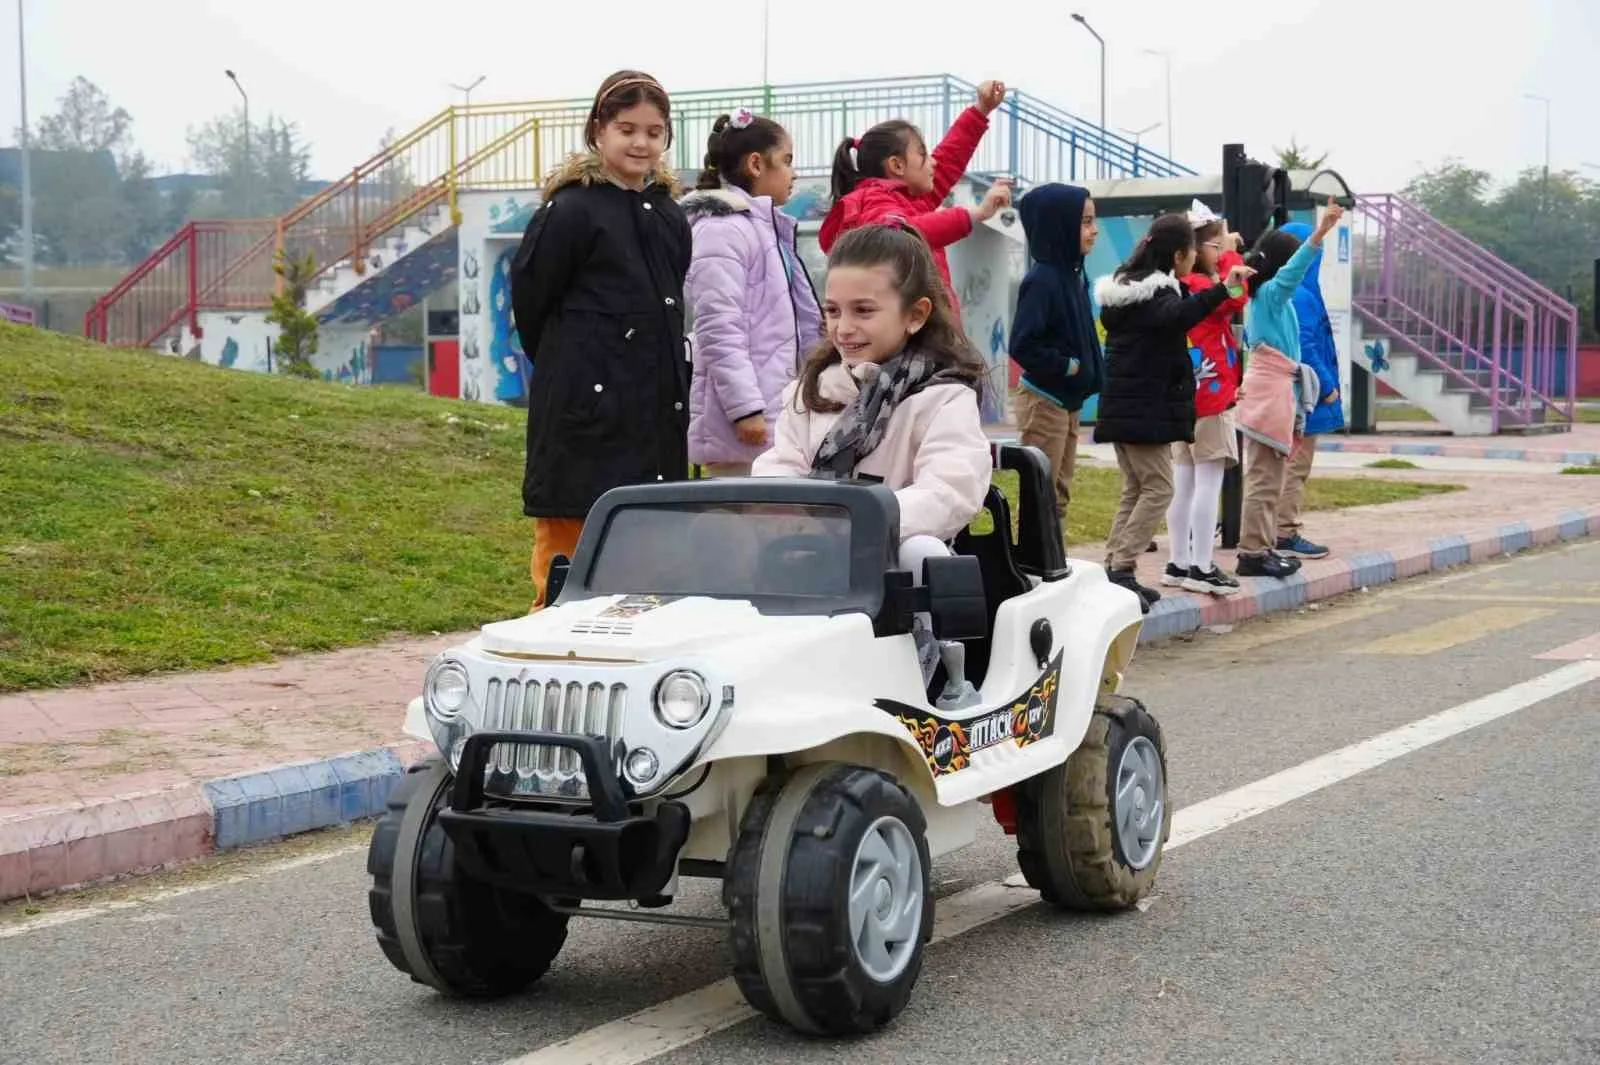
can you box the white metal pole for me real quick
[18,0,35,299]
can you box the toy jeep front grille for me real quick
[478,676,628,798]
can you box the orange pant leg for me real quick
[529,517,585,610]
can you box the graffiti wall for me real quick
[189,311,376,384]
[453,190,540,405]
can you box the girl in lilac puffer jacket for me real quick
[682,109,824,475]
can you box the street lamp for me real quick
[16,0,34,300]
[1070,13,1106,179]
[1119,121,1161,176]
[1523,92,1550,206]
[449,75,486,161]
[225,69,250,217]
[1142,48,1173,161]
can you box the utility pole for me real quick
[17,0,34,299]
[761,0,770,88]
[1143,48,1173,161]
[226,70,250,216]
[449,75,486,159]
[1524,92,1550,211]
[1071,13,1106,179]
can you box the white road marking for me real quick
[502,659,1600,1065]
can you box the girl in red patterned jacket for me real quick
[820,79,1013,315]
[1161,201,1249,597]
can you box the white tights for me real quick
[900,535,953,685]
[1166,460,1226,573]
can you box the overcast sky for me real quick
[3,0,1596,194]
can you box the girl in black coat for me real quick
[510,70,692,608]
[1090,214,1254,609]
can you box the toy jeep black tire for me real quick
[726,763,934,1035]
[368,758,570,997]
[1015,694,1171,911]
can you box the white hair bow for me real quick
[1187,198,1223,228]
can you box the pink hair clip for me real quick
[729,107,755,129]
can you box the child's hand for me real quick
[1324,389,1341,405]
[1312,196,1345,242]
[1224,263,1256,289]
[976,80,1008,114]
[1227,231,1245,252]
[972,179,1012,221]
[734,414,769,447]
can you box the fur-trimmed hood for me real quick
[541,151,682,200]
[679,186,752,222]
[1093,270,1182,309]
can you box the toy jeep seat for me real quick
[950,444,1071,687]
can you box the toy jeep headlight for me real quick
[655,670,710,729]
[426,659,470,720]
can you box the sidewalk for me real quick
[989,420,1600,466]
[3,472,1597,903]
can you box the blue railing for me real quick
[664,74,1193,185]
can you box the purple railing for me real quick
[1350,193,1578,432]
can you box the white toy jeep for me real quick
[367,444,1170,1036]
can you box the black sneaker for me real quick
[1159,562,1189,587]
[1236,552,1301,579]
[1107,567,1160,613]
[1183,564,1242,596]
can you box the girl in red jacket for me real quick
[1162,202,1248,597]
[820,79,1013,315]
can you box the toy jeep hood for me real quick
[478,594,787,661]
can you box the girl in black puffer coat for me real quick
[1091,214,1254,609]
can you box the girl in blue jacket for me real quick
[1275,220,1346,560]
[1234,199,1343,579]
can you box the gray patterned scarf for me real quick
[811,347,976,479]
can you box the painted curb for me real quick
[991,429,1599,467]
[1312,438,1599,467]
[3,507,1597,903]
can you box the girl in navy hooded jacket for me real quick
[1008,182,1103,533]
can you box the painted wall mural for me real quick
[189,311,374,384]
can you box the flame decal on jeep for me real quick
[875,651,1064,777]
[598,594,681,619]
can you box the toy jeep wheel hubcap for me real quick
[848,815,923,983]
[1115,736,1165,871]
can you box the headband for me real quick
[594,75,665,110]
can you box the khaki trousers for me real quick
[1276,434,1318,539]
[1104,442,1174,571]
[1013,388,1080,528]
[1240,438,1291,556]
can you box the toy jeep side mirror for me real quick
[923,555,986,641]
[546,554,572,604]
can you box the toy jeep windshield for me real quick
[367,444,1171,1036]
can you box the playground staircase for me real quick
[84,74,1192,352]
[1349,194,1579,435]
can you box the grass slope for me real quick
[0,323,1459,691]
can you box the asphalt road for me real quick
[3,541,1598,1065]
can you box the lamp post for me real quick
[1070,13,1106,179]
[450,75,486,160]
[1119,122,1161,176]
[1142,48,1173,161]
[1523,92,1550,209]
[225,69,250,217]
[17,0,34,299]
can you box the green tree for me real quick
[1274,138,1328,170]
[1405,160,1600,342]
[18,76,167,266]
[186,112,313,218]
[265,248,321,378]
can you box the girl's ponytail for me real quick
[1113,213,1194,283]
[830,120,922,202]
[830,137,860,201]
[696,114,733,191]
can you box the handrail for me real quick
[87,73,1194,348]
